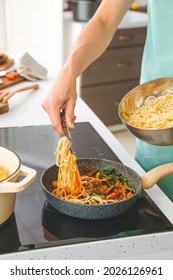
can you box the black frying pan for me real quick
[40,158,173,220]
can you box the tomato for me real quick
[126,192,133,199]
[5,71,19,80]
[10,71,18,78]
[5,73,15,80]
[100,185,108,193]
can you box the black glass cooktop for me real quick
[0,123,173,255]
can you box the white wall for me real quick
[0,0,63,74]
[0,0,6,49]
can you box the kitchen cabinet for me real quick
[80,27,147,126]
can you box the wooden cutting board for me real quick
[0,75,25,90]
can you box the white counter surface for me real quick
[0,78,173,260]
[64,10,148,29]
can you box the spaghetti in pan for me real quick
[51,137,135,205]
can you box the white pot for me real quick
[0,147,37,225]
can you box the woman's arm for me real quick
[42,0,134,134]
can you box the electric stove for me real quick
[0,123,173,256]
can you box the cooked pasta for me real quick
[0,165,10,181]
[121,92,173,129]
[52,136,84,198]
[51,137,135,204]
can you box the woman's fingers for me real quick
[42,93,77,135]
[42,98,62,135]
[42,71,77,135]
[65,98,77,130]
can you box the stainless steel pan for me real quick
[41,158,173,220]
[118,77,173,145]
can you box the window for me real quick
[0,0,63,74]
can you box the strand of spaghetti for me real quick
[54,136,83,196]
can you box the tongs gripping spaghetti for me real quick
[60,109,74,152]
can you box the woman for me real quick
[42,0,173,202]
[136,0,173,202]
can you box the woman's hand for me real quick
[42,68,77,135]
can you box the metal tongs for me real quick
[60,108,74,153]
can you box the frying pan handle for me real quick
[142,162,173,189]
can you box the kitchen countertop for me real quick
[64,10,148,29]
[0,77,173,260]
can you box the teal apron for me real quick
[135,0,173,202]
